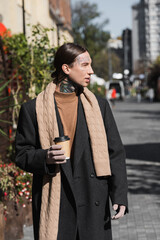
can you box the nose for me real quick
[88,65,94,75]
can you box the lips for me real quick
[85,78,90,82]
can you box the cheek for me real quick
[69,72,79,83]
[79,66,87,72]
[70,69,84,79]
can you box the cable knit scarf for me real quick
[36,81,111,240]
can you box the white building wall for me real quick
[145,0,160,61]
[0,0,22,33]
[0,0,73,46]
[132,0,160,66]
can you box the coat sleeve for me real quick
[15,101,55,175]
[103,100,128,211]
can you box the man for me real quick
[15,43,128,240]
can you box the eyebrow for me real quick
[76,56,91,64]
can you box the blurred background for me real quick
[0,0,160,239]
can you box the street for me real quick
[22,99,160,240]
[111,98,160,240]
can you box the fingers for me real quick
[112,205,126,220]
[46,145,66,165]
[113,204,118,211]
[47,154,66,164]
[50,144,62,150]
[49,149,65,156]
[51,159,67,164]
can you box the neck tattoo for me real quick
[59,79,75,93]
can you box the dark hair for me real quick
[51,43,87,83]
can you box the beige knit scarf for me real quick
[36,81,111,240]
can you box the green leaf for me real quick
[0,79,12,92]
[0,128,9,138]
[0,109,6,114]
[0,119,12,124]
[1,103,19,109]
[0,95,11,102]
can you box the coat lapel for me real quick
[73,97,89,172]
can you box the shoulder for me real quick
[95,95,106,106]
[95,94,110,109]
[20,98,37,121]
[21,98,36,113]
[94,94,111,118]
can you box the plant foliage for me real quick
[0,25,56,210]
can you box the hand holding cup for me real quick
[46,136,70,165]
[54,136,70,160]
[46,144,66,165]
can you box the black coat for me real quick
[15,95,128,240]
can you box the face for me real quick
[63,51,94,87]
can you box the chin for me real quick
[83,82,89,87]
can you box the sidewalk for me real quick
[111,100,160,240]
[112,159,160,240]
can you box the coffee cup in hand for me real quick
[54,136,70,160]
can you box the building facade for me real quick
[0,0,73,46]
[49,0,73,46]
[145,0,160,61]
[107,38,124,80]
[132,0,160,71]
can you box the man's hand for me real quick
[112,204,126,220]
[46,145,66,165]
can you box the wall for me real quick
[0,0,73,46]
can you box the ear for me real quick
[62,64,70,75]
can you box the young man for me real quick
[15,43,128,240]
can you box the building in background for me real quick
[0,0,73,46]
[49,0,73,46]
[107,38,123,80]
[109,38,123,64]
[132,0,160,72]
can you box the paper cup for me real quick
[54,136,70,160]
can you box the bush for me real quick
[0,24,57,210]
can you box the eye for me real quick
[82,63,89,66]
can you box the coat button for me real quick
[90,173,94,178]
[95,201,100,206]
